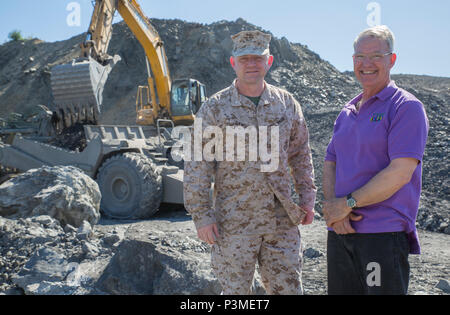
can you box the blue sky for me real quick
[1,0,449,77]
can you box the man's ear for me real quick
[390,53,397,69]
[268,55,274,67]
[230,56,235,67]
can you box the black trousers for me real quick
[327,231,410,295]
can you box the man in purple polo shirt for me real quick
[322,25,429,295]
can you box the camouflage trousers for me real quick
[211,213,303,295]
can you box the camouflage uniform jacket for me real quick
[184,80,316,235]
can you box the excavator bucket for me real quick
[50,55,121,129]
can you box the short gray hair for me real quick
[354,25,395,53]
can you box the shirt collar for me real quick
[231,80,272,107]
[347,80,399,108]
[376,80,398,101]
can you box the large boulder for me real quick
[0,166,101,227]
[95,217,265,295]
[1,212,265,295]
[95,220,220,295]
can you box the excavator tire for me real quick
[96,152,162,219]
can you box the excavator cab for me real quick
[136,79,206,126]
[170,79,207,125]
[135,85,154,125]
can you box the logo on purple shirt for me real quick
[370,113,385,122]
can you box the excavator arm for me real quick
[51,0,172,129]
[117,0,171,121]
[80,0,116,64]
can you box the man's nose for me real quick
[247,58,258,66]
[361,56,374,65]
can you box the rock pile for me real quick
[0,210,236,295]
[0,166,102,294]
[0,215,112,294]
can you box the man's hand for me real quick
[301,209,315,225]
[322,197,353,227]
[197,223,219,245]
[331,213,363,235]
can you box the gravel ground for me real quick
[1,208,449,295]
[97,210,450,295]
[300,217,450,295]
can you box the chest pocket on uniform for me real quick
[261,111,286,126]
[224,109,256,128]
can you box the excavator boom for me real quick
[51,0,203,130]
[117,0,172,120]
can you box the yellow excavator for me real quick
[51,0,207,130]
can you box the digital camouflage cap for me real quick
[231,30,271,57]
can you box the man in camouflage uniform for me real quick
[184,30,317,295]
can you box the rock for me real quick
[31,215,55,227]
[0,215,113,295]
[76,221,93,240]
[445,226,450,235]
[303,247,323,259]
[23,67,37,75]
[11,247,71,294]
[24,223,60,243]
[439,222,448,232]
[0,166,101,228]
[94,220,266,295]
[102,232,122,247]
[64,224,77,234]
[435,280,450,293]
[96,221,222,295]
[81,240,99,259]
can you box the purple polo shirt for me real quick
[325,81,429,254]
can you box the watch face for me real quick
[347,198,357,208]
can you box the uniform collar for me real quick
[231,79,272,107]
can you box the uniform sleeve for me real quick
[388,100,429,162]
[287,98,317,212]
[183,101,217,229]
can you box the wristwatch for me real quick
[346,193,358,209]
